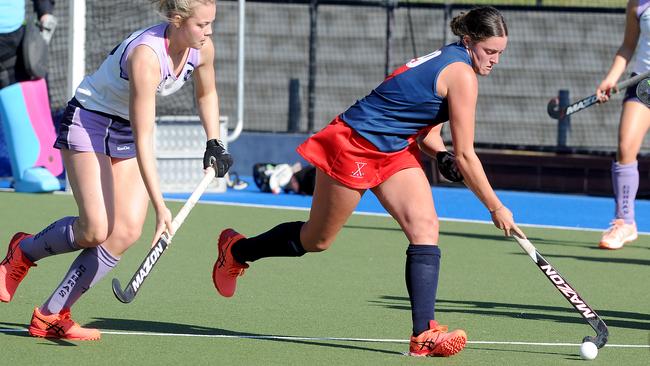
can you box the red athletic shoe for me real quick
[409,320,467,357]
[212,229,249,297]
[28,307,101,341]
[0,232,35,302]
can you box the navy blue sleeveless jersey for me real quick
[340,42,471,152]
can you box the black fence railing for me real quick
[24,0,650,155]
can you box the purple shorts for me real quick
[54,98,136,159]
[623,72,650,107]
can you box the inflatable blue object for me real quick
[0,79,63,192]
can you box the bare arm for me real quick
[128,45,173,243]
[418,124,464,182]
[416,124,447,157]
[439,62,523,237]
[598,0,640,102]
[193,37,232,176]
[193,37,220,141]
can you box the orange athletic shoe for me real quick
[28,307,100,340]
[212,229,249,297]
[0,232,36,302]
[599,219,638,250]
[409,320,467,357]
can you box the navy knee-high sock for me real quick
[405,244,441,336]
[231,221,307,263]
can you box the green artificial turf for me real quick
[0,192,647,365]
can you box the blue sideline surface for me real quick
[164,176,650,234]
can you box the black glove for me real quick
[204,139,233,177]
[436,151,464,182]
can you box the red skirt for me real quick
[296,116,423,189]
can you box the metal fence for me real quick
[15,0,649,156]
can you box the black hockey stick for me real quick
[513,234,609,349]
[547,70,650,119]
[112,167,216,303]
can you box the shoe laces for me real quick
[1,243,16,266]
[57,309,79,328]
[8,262,29,281]
[220,252,248,277]
[6,247,30,281]
[226,265,246,278]
[217,234,248,277]
[34,310,70,336]
[604,220,632,239]
[414,323,449,348]
[3,240,33,280]
[430,323,449,333]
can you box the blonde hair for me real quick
[151,0,215,22]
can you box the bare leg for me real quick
[371,168,438,244]
[228,169,365,264]
[63,150,115,247]
[101,157,148,256]
[300,169,366,251]
[39,155,147,315]
[617,101,650,164]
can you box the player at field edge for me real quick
[0,0,232,340]
[595,0,649,250]
[0,0,55,88]
[213,6,524,357]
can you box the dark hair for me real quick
[450,6,508,43]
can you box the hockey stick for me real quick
[635,77,650,105]
[547,70,650,119]
[112,167,216,303]
[513,234,609,349]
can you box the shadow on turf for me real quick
[521,252,650,267]
[466,345,578,358]
[344,224,603,249]
[0,322,77,346]
[347,223,647,265]
[371,296,650,331]
[82,318,402,355]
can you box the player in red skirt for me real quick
[213,6,523,357]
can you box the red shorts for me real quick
[296,116,423,189]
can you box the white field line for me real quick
[165,199,650,236]
[1,328,648,348]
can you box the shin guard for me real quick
[0,79,62,192]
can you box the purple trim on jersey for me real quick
[638,0,650,18]
[340,42,471,152]
[117,24,161,81]
[118,23,200,83]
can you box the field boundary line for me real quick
[2,328,649,348]
[165,199,650,236]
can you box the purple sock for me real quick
[612,161,638,224]
[19,216,80,262]
[41,244,119,315]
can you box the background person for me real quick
[595,0,649,250]
[0,0,55,88]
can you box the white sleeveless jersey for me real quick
[635,0,650,73]
[74,23,200,120]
